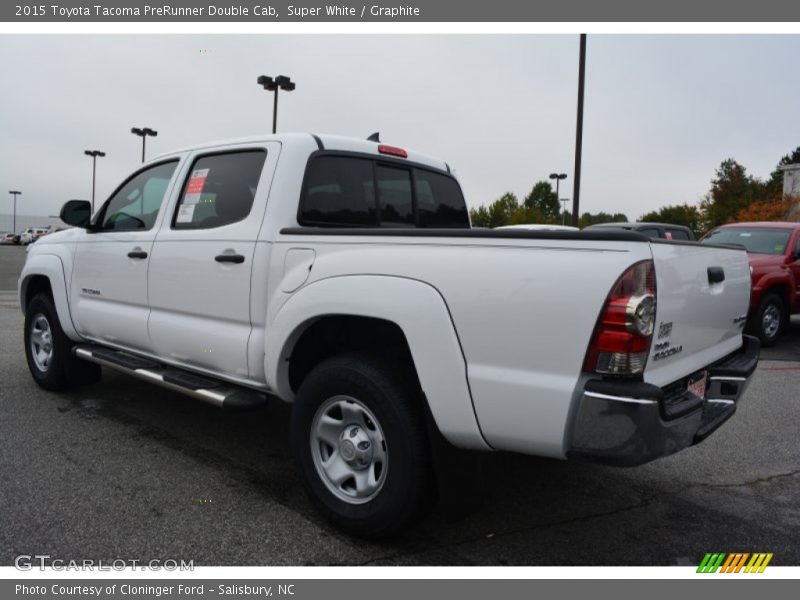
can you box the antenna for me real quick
[367,132,380,142]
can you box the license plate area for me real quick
[687,370,708,400]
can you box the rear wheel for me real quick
[24,293,100,390]
[750,292,786,346]
[291,353,433,539]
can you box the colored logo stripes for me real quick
[697,552,773,573]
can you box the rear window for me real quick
[702,227,792,255]
[665,228,691,240]
[300,155,469,228]
[638,227,661,239]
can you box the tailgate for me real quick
[645,241,750,387]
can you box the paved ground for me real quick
[1,244,799,566]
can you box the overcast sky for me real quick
[1,34,799,223]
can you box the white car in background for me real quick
[20,227,51,245]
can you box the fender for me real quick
[19,253,82,341]
[752,272,793,309]
[265,275,491,450]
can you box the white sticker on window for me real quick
[183,193,201,205]
[176,204,196,223]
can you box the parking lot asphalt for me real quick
[1,245,799,566]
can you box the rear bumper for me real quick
[567,335,759,466]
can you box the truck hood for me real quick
[32,227,81,245]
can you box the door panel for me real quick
[70,160,181,351]
[148,145,279,379]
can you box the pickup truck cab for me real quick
[19,133,758,537]
[703,221,800,345]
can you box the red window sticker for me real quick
[186,168,209,195]
[184,168,209,205]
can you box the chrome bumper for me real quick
[567,335,760,466]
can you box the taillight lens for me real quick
[583,260,656,377]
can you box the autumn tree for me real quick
[735,194,800,223]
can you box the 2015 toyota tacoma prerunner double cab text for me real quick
[19,133,759,537]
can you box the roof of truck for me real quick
[152,132,450,173]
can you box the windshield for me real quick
[702,227,791,255]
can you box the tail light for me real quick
[583,260,656,377]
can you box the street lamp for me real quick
[8,190,21,233]
[549,173,568,224]
[84,150,106,213]
[131,127,157,162]
[257,74,296,134]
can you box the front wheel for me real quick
[291,353,433,539]
[24,293,100,391]
[750,292,786,347]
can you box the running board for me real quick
[73,344,269,411]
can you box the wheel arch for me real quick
[265,275,490,450]
[19,253,81,341]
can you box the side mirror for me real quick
[60,200,91,228]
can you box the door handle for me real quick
[127,250,148,259]
[707,266,725,284]
[215,253,245,264]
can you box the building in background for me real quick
[781,163,800,221]
[781,163,800,197]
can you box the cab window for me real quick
[99,161,178,231]
[173,150,266,230]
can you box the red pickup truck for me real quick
[703,221,800,345]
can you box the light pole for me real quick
[131,127,157,162]
[8,190,21,233]
[572,33,587,228]
[257,74,296,134]
[84,150,106,213]
[560,198,570,226]
[549,173,568,224]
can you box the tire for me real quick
[291,353,433,539]
[24,293,100,391]
[749,292,786,347]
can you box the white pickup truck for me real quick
[19,133,759,537]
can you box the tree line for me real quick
[470,146,800,235]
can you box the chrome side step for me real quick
[73,344,269,411]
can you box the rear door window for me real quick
[173,150,266,229]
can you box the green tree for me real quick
[469,192,521,228]
[767,146,800,194]
[700,159,765,229]
[469,205,491,227]
[578,212,629,228]
[639,203,703,236]
[523,181,560,222]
